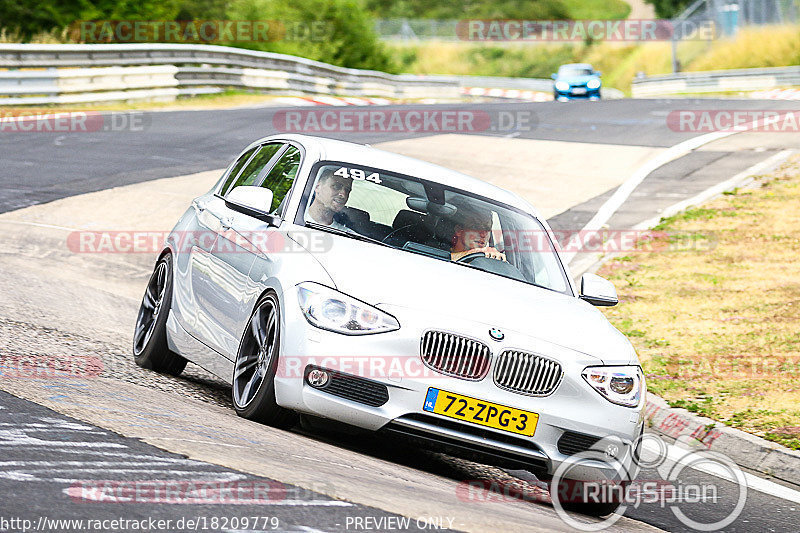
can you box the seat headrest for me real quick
[392,210,424,230]
[339,206,370,225]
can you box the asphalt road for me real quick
[2,97,800,532]
[0,390,419,533]
[2,99,799,213]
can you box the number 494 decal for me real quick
[334,166,382,184]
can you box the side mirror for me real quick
[551,73,557,80]
[225,186,278,225]
[595,71,602,77]
[580,273,618,307]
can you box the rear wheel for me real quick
[232,293,297,428]
[133,254,187,376]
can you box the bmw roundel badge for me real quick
[489,328,504,341]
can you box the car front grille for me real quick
[557,431,602,456]
[493,350,562,395]
[420,331,491,380]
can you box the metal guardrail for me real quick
[0,43,629,105]
[632,65,800,97]
[0,43,465,104]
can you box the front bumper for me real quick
[554,87,601,100]
[276,297,644,479]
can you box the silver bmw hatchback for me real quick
[134,134,645,515]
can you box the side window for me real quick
[225,143,283,195]
[220,145,258,196]
[260,146,301,214]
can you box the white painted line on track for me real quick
[0,460,202,466]
[633,149,794,230]
[643,439,800,504]
[562,118,784,265]
[0,441,127,447]
[570,148,796,276]
[0,219,82,232]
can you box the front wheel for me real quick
[232,293,297,428]
[133,253,187,376]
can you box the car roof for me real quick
[559,63,593,70]
[255,133,541,217]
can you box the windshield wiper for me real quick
[304,222,390,248]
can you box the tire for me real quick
[133,253,187,376]
[232,292,297,429]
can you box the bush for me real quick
[227,0,396,72]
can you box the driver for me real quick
[450,202,506,262]
[305,167,353,230]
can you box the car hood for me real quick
[557,75,599,85]
[294,231,635,364]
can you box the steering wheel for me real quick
[381,224,414,244]
[456,251,488,263]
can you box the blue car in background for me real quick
[552,63,602,101]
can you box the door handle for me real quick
[220,217,234,230]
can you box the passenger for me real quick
[305,168,353,231]
[450,202,506,262]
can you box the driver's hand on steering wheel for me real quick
[454,247,506,262]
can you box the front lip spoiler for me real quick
[385,414,550,471]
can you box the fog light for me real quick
[605,444,619,458]
[307,368,330,388]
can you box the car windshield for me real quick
[559,67,593,77]
[297,162,571,295]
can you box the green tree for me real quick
[364,0,569,19]
[644,0,694,18]
[0,0,182,38]
[227,0,395,72]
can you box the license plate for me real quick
[423,388,538,437]
[571,87,587,95]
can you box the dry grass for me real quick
[687,25,800,71]
[0,91,294,113]
[391,24,800,93]
[598,156,800,450]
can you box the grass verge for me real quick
[597,155,800,450]
[390,24,800,94]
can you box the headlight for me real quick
[297,282,400,335]
[587,79,601,89]
[555,81,570,92]
[581,366,644,407]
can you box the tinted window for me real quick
[220,146,258,195]
[225,143,283,194]
[298,163,570,294]
[260,146,301,214]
